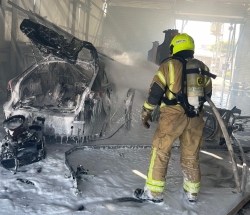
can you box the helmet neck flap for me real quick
[173,50,194,60]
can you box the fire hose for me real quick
[205,95,247,193]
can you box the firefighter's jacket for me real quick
[143,58,212,111]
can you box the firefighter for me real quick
[134,33,213,204]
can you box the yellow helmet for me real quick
[170,33,195,55]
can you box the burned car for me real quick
[3,8,134,145]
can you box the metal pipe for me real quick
[234,116,250,119]
[90,0,103,12]
[93,8,104,45]
[229,23,237,83]
[221,24,233,107]
[85,0,91,41]
[10,0,20,76]
[67,0,70,31]
[81,0,85,40]
[72,0,77,36]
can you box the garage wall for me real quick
[37,0,104,45]
[102,6,175,58]
[1,0,104,44]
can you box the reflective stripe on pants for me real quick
[183,179,200,194]
[146,147,166,193]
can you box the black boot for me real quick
[134,188,163,203]
[184,190,198,204]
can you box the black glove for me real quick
[142,107,153,129]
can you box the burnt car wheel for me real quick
[79,96,106,140]
[102,91,111,116]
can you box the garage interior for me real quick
[0,0,250,212]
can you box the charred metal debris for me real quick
[0,115,46,173]
[203,105,250,144]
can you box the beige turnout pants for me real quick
[145,105,204,195]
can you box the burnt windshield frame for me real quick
[18,61,93,110]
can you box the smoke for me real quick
[102,51,159,96]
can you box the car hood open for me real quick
[9,0,99,65]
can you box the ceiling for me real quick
[108,0,250,23]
